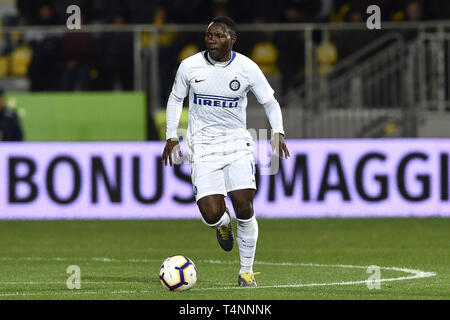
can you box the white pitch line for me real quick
[0,256,437,293]
[0,281,148,285]
[0,289,152,298]
[191,260,436,291]
[191,273,436,291]
[0,257,160,263]
[0,291,99,297]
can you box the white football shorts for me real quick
[191,152,256,202]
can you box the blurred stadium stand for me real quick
[0,0,449,140]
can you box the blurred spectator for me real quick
[59,28,92,91]
[165,0,204,24]
[238,0,284,23]
[145,6,179,103]
[126,0,161,24]
[282,0,323,23]
[98,14,134,90]
[347,3,364,22]
[25,1,62,91]
[0,88,23,141]
[212,3,230,18]
[315,0,335,22]
[16,0,40,25]
[389,0,448,23]
[405,0,423,21]
[330,0,352,22]
[32,1,61,25]
[89,0,124,24]
[205,0,241,23]
[399,0,425,41]
[275,2,308,106]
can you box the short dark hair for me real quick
[211,16,237,37]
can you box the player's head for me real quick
[205,16,237,62]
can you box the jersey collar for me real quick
[226,51,236,66]
[204,51,236,67]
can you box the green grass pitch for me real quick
[0,218,448,300]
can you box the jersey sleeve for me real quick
[171,60,190,100]
[248,61,275,105]
[165,60,190,140]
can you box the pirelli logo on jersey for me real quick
[194,93,239,108]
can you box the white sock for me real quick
[236,215,258,275]
[200,209,230,228]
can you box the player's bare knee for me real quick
[198,199,226,225]
[235,202,254,220]
[201,213,221,225]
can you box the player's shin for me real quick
[236,215,258,274]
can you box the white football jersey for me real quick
[171,50,276,163]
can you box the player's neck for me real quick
[208,51,232,64]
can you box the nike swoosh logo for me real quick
[195,79,205,83]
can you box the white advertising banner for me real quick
[0,139,449,219]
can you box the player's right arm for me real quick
[162,60,189,166]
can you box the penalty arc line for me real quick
[192,260,437,291]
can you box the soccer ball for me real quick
[159,255,198,291]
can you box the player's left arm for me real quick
[273,132,289,160]
[263,98,290,160]
[248,61,290,160]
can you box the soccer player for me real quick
[162,16,289,287]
